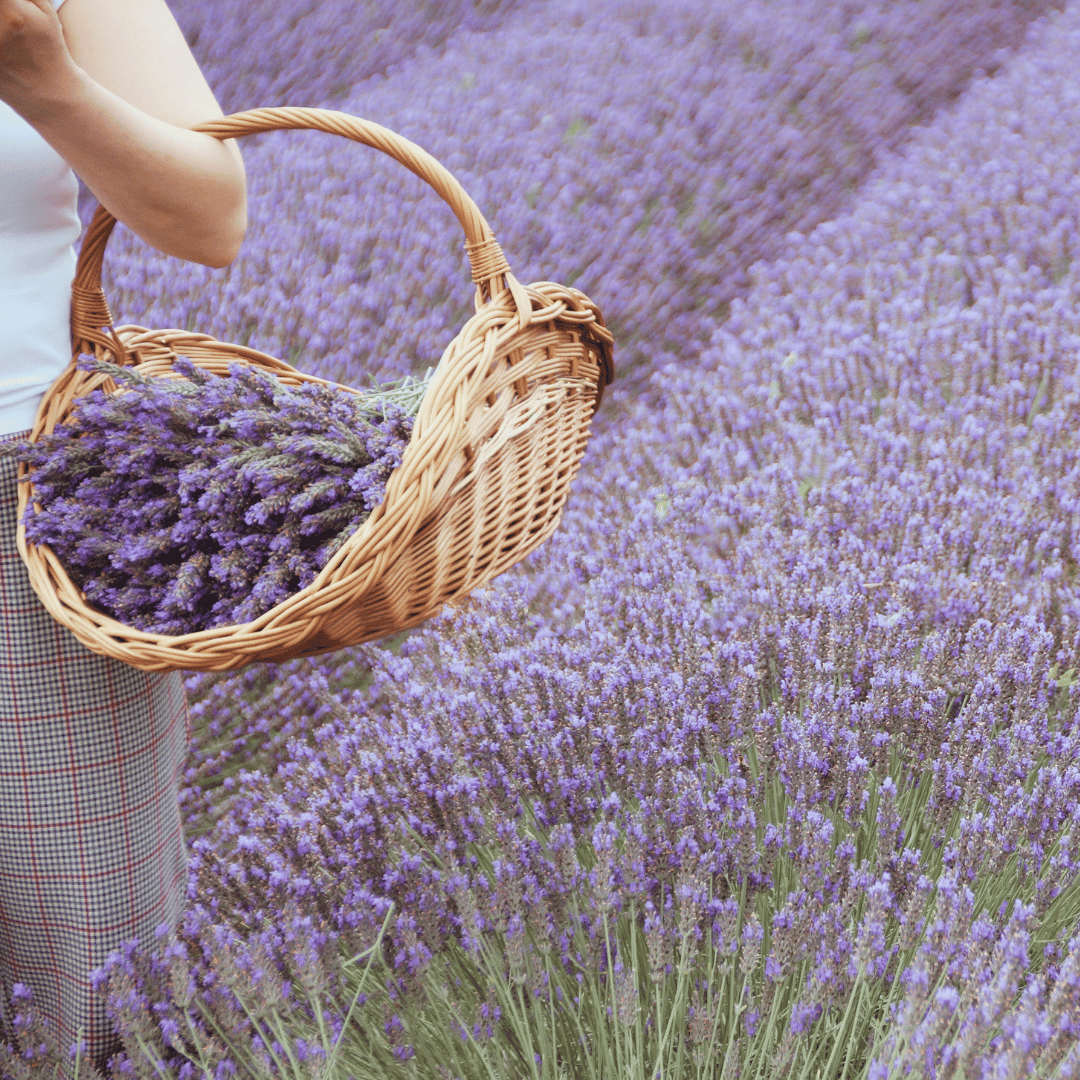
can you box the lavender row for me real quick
[560,2,1080,650]
[92,0,1059,401]
[71,0,1080,1076]
[522,3,1080,1065]
[168,0,532,116]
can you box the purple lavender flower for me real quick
[15,356,421,634]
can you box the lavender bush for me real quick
[12,0,1080,1077]
[148,586,1080,1079]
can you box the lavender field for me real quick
[21,0,1080,1076]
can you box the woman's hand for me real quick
[0,0,80,118]
[5,0,246,269]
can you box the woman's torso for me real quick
[0,0,80,436]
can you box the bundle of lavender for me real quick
[3,355,429,636]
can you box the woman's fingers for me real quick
[0,0,77,115]
[0,0,60,40]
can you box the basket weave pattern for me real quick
[17,108,613,672]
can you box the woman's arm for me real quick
[0,0,246,268]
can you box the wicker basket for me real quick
[16,107,613,673]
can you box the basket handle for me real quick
[71,106,532,359]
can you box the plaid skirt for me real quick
[0,434,190,1074]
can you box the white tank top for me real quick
[0,0,79,435]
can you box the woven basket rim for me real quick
[15,106,615,669]
[17,280,612,650]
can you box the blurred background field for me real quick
[31,1,1080,1077]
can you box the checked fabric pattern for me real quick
[0,432,190,1074]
